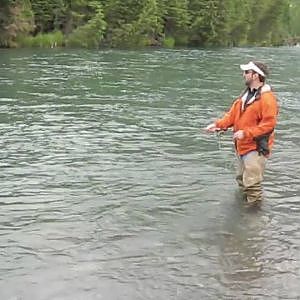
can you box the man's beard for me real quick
[245,78,252,87]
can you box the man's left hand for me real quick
[233,130,245,140]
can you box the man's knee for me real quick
[243,153,265,187]
[244,183,263,203]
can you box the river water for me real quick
[0,47,299,299]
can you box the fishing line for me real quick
[215,130,223,151]
[214,130,236,171]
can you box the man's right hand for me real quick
[205,123,221,132]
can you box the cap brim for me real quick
[239,62,265,77]
[240,63,251,71]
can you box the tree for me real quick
[0,0,34,47]
[159,0,190,45]
[0,0,297,48]
[104,0,163,47]
[222,0,251,46]
[66,1,106,48]
[289,0,300,37]
[189,0,227,46]
[31,0,64,33]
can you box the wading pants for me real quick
[235,151,266,203]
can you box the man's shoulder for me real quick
[260,84,277,100]
[261,84,272,93]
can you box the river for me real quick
[0,47,300,299]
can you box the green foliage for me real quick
[1,0,299,48]
[163,36,175,48]
[31,0,65,32]
[189,0,227,46]
[0,0,34,47]
[17,30,64,47]
[222,0,250,46]
[66,2,106,48]
[160,0,190,42]
[289,0,300,36]
[246,0,286,45]
[104,0,163,47]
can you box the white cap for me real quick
[240,61,265,77]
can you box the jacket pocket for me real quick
[254,131,273,156]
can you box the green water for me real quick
[0,47,300,299]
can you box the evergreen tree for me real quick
[0,0,34,47]
[287,0,300,41]
[247,0,289,45]
[104,0,163,47]
[159,0,190,45]
[0,0,298,48]
[31,0,64,33]
[223,0,251,46]
[66,1,106,48]
[189,0,227,46]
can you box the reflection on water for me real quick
[218,196,266,298]
[0,47,300,299]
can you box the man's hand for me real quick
[233,130,244,140]
[205,123,221,132]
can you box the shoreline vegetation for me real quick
[1,0,300,49]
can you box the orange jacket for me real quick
[215,84,278,156]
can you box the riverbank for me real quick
[1,32,300,49]
[2,1,299,50]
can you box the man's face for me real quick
[243,70,256,86]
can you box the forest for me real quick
[0,0,300,48]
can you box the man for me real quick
[205,61,278,203]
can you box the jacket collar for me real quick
[241,84,271,110]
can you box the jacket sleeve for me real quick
[215,100,238,130]
[244,93,278,138]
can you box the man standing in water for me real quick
[205,61,278,203]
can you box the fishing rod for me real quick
[205,126,233,151]
[215,129,225,151]
[205,127,236,170]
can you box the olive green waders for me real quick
[235,151,266,203]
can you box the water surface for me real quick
[0,47,300,299]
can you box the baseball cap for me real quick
[240,61,266,77]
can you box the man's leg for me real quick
[242,151,266,203]
[235,153,244,188]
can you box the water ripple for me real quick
[0,47,299,299]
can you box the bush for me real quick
[163,36,175,48]
[18,31,64,47]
